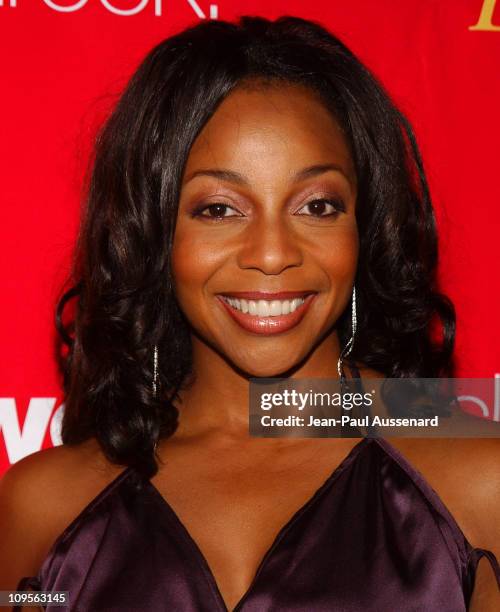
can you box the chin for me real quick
[244,366,287,379]
[232,354,304,379]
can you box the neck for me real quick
[171,331,345,441]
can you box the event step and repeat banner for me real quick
[1,1,499,472]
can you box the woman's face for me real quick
[172,82,358,377]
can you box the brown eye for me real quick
[296,198,345,217]
[193,203,241,219]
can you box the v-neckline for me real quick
[142,437,372,612]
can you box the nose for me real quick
[236,215,303,275]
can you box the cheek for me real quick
[171,230,222,308]
[312,225,359,285]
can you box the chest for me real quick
[146,439,473,611]
[149,443,358,609]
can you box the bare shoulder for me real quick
[0,438,126,590]
[0,437,124,510]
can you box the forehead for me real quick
[183,83,356,189]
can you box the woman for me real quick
[1,15,498,612]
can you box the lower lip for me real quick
[216,294,317,335]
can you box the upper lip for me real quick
[218,290,317,300]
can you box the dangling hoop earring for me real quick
[337,285,357,378]
[152,344,159,454]
[152,344,159,398]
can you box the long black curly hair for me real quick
[55,15,455,479]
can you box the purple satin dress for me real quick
[16,372,500,611]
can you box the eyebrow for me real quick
[183,163,353,187]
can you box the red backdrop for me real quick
[1,0,499,474]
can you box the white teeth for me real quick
[222,296,308,317]
[257,300,270,317]
[269,300,282,316]
[281,300,290,315]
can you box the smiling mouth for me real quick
[216,291,318,335]
[220,295,309,316]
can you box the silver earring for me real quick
[152,345,160,454]
[337,285,357,378]
[152,344,159,398]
